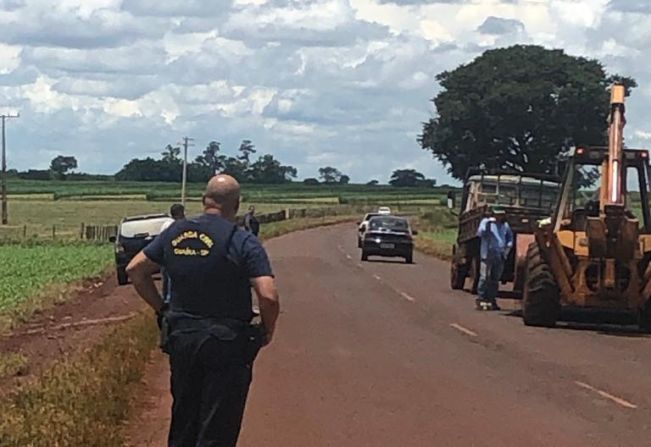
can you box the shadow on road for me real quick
[363,259,415,265]
[502,309,650,338]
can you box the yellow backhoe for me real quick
[523,84,651,330]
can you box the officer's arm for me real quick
[126,251,164,313]
[251,276,279,345]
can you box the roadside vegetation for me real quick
[0,243,113,331]
[411,208,458,261]
[0,312,157,447]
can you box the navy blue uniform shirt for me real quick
[143,214,273,322]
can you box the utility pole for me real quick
[180,136,194,207]
[1,112,19,225]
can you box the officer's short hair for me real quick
[170,203,185,219]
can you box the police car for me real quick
[111,213,173,285]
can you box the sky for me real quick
[0,0,650,183]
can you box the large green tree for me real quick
[195,141,225,175]
[237,139,256,164]
[318,166,343,184]
[49,155,78,180]
[389,169,435,187]
[420,45,636,180]
[249,154,297,184]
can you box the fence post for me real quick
[52,225,56,240]
[80,223,85,240]
[23,224,27,239]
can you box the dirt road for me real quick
[127,224,651,446]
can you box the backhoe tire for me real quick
[638,301,651,333]
[522,243,560,327]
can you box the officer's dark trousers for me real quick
[168,333,253,447]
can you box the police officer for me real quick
[243,205,260,237]
[127,174,280,447]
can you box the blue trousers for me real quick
[477,256,505,303]
[167,333,259,447]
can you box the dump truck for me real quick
[522,84,651,330]
[448,169,560,295]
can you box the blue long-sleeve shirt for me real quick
[477,218,513,260]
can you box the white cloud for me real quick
[0,43,21,74]
[0,0,650,183]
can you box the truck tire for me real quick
[638,301,651,332]
[450,261,466,290]
[522,243,560,327]
[117,266,128,286]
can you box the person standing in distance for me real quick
[243,205,260,237]
[127,175,280,447]
[476,206,513,311]
[161,203,186,303]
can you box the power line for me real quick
[1,112,19,225]
[180,136,194,207]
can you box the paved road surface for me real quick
[130,224,651,446]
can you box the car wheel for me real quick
[117,266,128,286]
[361,251,368,261]
[405,252,413,264]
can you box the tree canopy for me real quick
[49,155,78,180]
[389,169,436,187]
[419,45,637,180]
[319,166,347,184]
[116,140,297,184]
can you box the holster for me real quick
[242,323,266,364]
[159,311,172,354]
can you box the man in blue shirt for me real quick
[476,206,513,311]
[127,175,280,447]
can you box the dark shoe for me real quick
[490,302,501,311]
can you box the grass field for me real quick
[0,179,447,238]
[0,200,304,238]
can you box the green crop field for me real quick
[0,179,448,239]
[6,179,447,203]
[0,244,113,312]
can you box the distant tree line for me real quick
[8,146,438,188]
[115,140,297,184]
[303,168,435,188]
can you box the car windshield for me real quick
[369,217,409,232]
[120,217,172,238]
[364,213,381,221]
